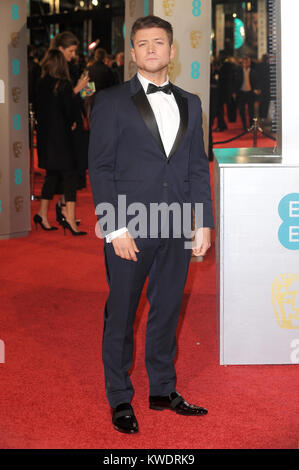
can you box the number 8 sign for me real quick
[11,4,19,21]
[192,0,202,17]
[191,61,200,79]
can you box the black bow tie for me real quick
[146,83,173,95]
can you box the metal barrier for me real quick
[213,118,277,148]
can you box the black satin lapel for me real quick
[131,89,166,157]
[168,88,189,160]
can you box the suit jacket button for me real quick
[163,182,168,188]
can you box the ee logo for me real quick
[192,0,202,17]
[191,61,200,79]
[14,169,22,185]
[12,59,20,76]
[278,193,299,250]
[13,114,21,130]
[12,4,19,21]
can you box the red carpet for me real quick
[0,162,298,450]
[212,113,277,149]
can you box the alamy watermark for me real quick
[95,195,204,249]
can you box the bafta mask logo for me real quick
[190,31,202,49]
[12,86,21,104]
[272,274,299,329]
[163,0,175,16]
[11,32,20,48]
[13,141,22,158]
[128,60,136,79]
[129,0,136,17]
[14,195,24,213]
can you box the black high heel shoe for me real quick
[33,214,58,231]
[62,219,87,236]
[56,203,81,226]
[56,203,65,225]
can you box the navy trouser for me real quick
[102,236,192,408]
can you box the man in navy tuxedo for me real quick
[88,15,214,434]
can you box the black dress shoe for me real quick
[149,392,208,416]
[112,403,138,434]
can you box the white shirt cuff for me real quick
[106,227,128,243]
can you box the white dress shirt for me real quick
[137,73,180,156]
[106,73,180,243]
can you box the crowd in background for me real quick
[28,41,124,116]
[28,31,124,236]
[210,50,271,133]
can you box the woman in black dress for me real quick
[49,31,90,225]
[34,49,86,236]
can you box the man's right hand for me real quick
[112,231,140,262]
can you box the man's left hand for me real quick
[192,227,211,257]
